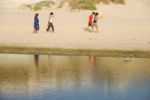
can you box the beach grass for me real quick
[21,0,125,11]
[61,0,125,10]
[0,46,150,58]
[69,0,96,10]
[22,0,54,11]
[57,0,66,8]
[96,0,125,4]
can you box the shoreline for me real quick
[0,46,150,58]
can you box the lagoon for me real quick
[0,54,150,100]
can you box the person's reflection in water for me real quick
[34,54,39,67]
[48,55,53,66]
[88,56,96,66]
[48,55,51,59]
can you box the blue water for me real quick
[1,81,150,100]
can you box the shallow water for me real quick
[0,54,150,100]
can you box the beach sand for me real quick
[0,0,150,51]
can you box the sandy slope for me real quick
[0,1,150,50]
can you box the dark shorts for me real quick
[88,22,92,26]
[93,22,98,27]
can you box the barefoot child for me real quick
[34,13,39,33]
[93,12,99,33]
[93,12,103,33]
[46,12,54,32]
[86,12,95,32]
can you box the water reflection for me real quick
[88,56,98,67]
[0,54,150,100]
[34,54,39,67]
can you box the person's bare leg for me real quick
[51,23,54,32]
[92,26,95,32]
[96,26,99,33]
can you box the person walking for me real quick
[33,13,39,33]
[86,12,95,32]
[46,12,54,32]
[93,12,99,33]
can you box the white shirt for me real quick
[48,15,54,23]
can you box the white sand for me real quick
[0,0,150,50]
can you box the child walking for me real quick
[34,13,39,33]
[86,12,95,32]
[93,12,99,33]
[93,12,103,33]
[46,12,54,32]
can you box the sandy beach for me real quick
[0,0,150,51]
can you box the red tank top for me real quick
[89,15,93,22]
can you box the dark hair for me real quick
[95,12,99,16]
[92,12,95,15]
[50,12,54,15]
[35,13,39,17]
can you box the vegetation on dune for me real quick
[57,0,67,8]
[22,0,54,11]
[96,0,125,4]
[58,0,125,10]
[21,0,125,11]
[69,0,96,10]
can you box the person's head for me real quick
[35,13,39,18]
[50,12,54,15]
[95,12,99,16]
[92,12,95,15]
